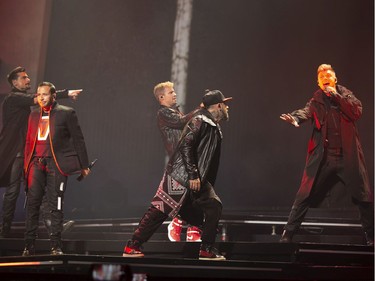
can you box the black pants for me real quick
[133,182,222,245]
[284,149,374,236]
[25,157,67,247]
[1,157,23,230]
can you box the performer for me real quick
[123,90,232,260]
[0,66,80,238]
[153,81,202,242]
[22,82,90,256]
[279,64,374,246]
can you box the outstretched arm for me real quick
[68,89,83,100]
[55,89,83,101]
[280,113,299,127]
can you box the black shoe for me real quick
[50,247,64,255]
[62,220,75,233]
[199,244,226,261]
[22,246,35,256]
[279,230,293,243]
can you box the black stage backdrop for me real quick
[40,0,373,219]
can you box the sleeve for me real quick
[290,99,313,125]
[66,109,89,169]
[12,92,36,107]
[55,89,69,100]
[178,117,202,180]
[330,86,362,121]
[158,107,199,129]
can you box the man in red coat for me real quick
[279,64,373,246]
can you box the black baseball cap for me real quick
[202,90,232,107]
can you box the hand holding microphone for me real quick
[77,159,97,181]
[324,86,337,97]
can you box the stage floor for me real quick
[0,211,373,280]
[0,243,373,281]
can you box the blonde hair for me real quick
[317,64,335,74]
[153,81,174,100]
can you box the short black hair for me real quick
[38,81,56,94]
[7,66,26,85]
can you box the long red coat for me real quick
[291,85,372,204]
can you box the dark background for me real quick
[2,0,374,220]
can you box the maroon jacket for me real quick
[291,85,372,204]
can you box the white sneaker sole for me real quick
[122,253,144,258]
[199,257,226,261]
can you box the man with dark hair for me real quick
[22,81,90,256]
[123,90,232,260]
[279,64,374,246]
[153,81,202,242]
[0,66,81,238]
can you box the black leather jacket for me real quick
[157,105,199,157]
[166,108,222,187]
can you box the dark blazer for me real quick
[0,89,69,186]
[0,90,34,186]
[24,102,89,176]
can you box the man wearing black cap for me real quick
[0,66,81,238]
[123,90,232,260]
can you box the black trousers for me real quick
[1,157,23,230]
[133,183,222,245]
[25,157,67,247]
[284,149,374,236]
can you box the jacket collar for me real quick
[39,101,58,113]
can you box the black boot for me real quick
[279,230,294,243]
[22,240,35,256]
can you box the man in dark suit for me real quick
[22,81,90,256]
[0,66,81,238]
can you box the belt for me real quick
[33,157,49,165]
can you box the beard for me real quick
[221,109,229,121]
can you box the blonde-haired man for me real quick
[153,81,202,242]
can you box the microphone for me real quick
[324,87,336,97]
[76,158,98,181]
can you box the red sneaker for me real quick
[122,240,144,257]
[199,244,226,261]
[168,217,183,242]
[186,226,202,242]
